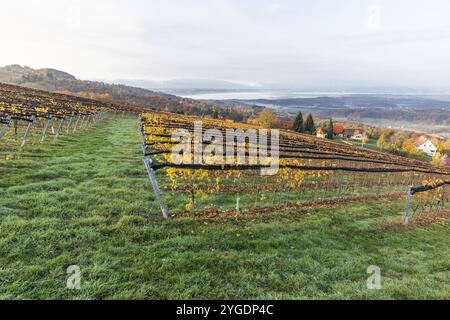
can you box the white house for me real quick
[316,128,327,139]
[344,129,366,141]
[351,129,365,141]
[415,136,437,157]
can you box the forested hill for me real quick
[0,65,256,121]
[0,64,168,98]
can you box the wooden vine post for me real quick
[72,115,81,133]
[54,117,65,140]
[143,156,168,219]
[403,186,413,225]
[139,117,168,219]
[236,194,240,213]
[40,115,53,143]
[20,115,36,152]
[66,114,74,134]
[0,116,11,142]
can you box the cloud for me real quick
[1,0,450,87]
[262,2,282,15]
[367,5,382,32]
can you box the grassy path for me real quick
[0,117,449,299]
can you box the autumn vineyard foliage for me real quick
[0,82,130,119]
[140,112,449,218]
[1,81,450,299]
[0,82,137,152]
[0,82,448,220]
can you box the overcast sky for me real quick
[1,0,450,88]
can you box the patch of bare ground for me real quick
[171,192,404,221]
[380,209,450,232]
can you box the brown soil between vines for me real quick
[380,209,450,232]
[170,191,405,221]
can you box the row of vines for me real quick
[0,83,135,152]
[140,112,450,221]
[1,81,447,223]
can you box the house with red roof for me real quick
[280,120,294,130]
[333,124,345,137]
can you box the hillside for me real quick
[0,65,76,83]
[1,81,449,299]
[0,65,256,121]
[0,64,166,99]
[1,116,449,299]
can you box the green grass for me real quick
[338,138,380,152]
[0,117,449,299]
[340,138,433,162]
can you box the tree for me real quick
[402,139,417,154]
[304,113,315,134]
[256,108,280,129]
[377,129,407,154]
[292,112,304,133]
[377,129,392,151]
[325,118,333,139]
[361,134,368,147]
[442,140,450,153]
[430,137,450,155]
[432,152,447,166]
[377,130,428,159]
[212,106,219,119]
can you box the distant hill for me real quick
[0,65,76,84]
[245,95,450,110]
[0,65,257,121]
[0,64,170,101]
[229,95,450,127]
[109,78,254,91]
